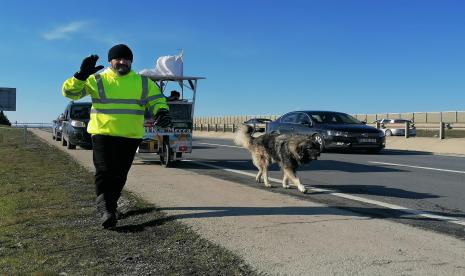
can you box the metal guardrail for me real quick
[1,122,53,146]
[193,111,465,140]
[352,111,465,124]
[11,122,52,128]
[194,123,239,133]
[0,125,30,144]
[2,118,464,141]
[194,111,465,125]
[193,122,465,140]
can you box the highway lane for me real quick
[183,137,465,237]
[39,127,465,237]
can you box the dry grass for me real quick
[0,127,258,275]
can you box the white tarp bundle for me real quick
[139,52,183,77]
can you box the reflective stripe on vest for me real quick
[92,73,159,105]
[91,108,145,115]
[63,88,86,98]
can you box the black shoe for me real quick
[101,212,117,229]
[115,210,123,220]
[96,194,117,229]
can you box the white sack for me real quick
[154,52,183,76]
[139,52,183,77]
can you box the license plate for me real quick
[359,138,377,143]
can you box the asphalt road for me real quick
[184,137,465,238]
[39,128,465,237]
[32,129,465,274]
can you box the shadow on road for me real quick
[121,207,158,218]
[171,158,406,173]
[307,160,405,173]
[159,206,465,220]
[379,149,433,156]
[113,205,465,233]
[323,149,433,156]
[311,184,439,199]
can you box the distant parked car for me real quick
[244,118,272,132]
[61,102,92,149]
[373,119,416,137]
[266,110,385,153]
[52,114,64,141]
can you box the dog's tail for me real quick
[234,124,254,150]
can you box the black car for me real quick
[52,114,64,141]
[244,118,272,132]
[61,102,92,149]
[266,111,385,153]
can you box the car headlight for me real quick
[327,130,350,137]
[71,120,86,128]
[378,130,385,137]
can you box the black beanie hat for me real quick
[108,44,133,62]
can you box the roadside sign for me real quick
[0,88,16,111]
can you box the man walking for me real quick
[62,44,171,228]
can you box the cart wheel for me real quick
[160,143,173,167]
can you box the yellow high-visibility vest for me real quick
[62,68,168,138]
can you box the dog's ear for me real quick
[312,141,321,157]
[297,142,315,163]
[310,138,321,152]
[305,137,321,159]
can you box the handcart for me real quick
[136,75,205,167]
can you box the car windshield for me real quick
[306,112,361,124]
[249,119,270,123]
[70,105,91,120]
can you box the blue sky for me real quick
[1,0,464,123]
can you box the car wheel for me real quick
[67,141,76,150]
[313,134,325,152]
[52,133,56,140]
[385,129,392,136]
[62,137,67,146]
[160,143,173,167]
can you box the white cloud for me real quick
[42,21,90,40]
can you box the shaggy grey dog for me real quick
[234,125,321,193]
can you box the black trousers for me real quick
[92,135,141,211]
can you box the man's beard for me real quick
[115,64,131,75]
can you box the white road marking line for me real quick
[185,160,465,226]
[369,161,465,174]
[197,142,243,149]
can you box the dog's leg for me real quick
[261,158,272,188]
[253,155,271,187]
[255,169,262,183]
[262,165,272,188]
[283,167,307,193]
[252,155,263,183]
[282,174,290,189]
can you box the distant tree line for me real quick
[0,111,11,126]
